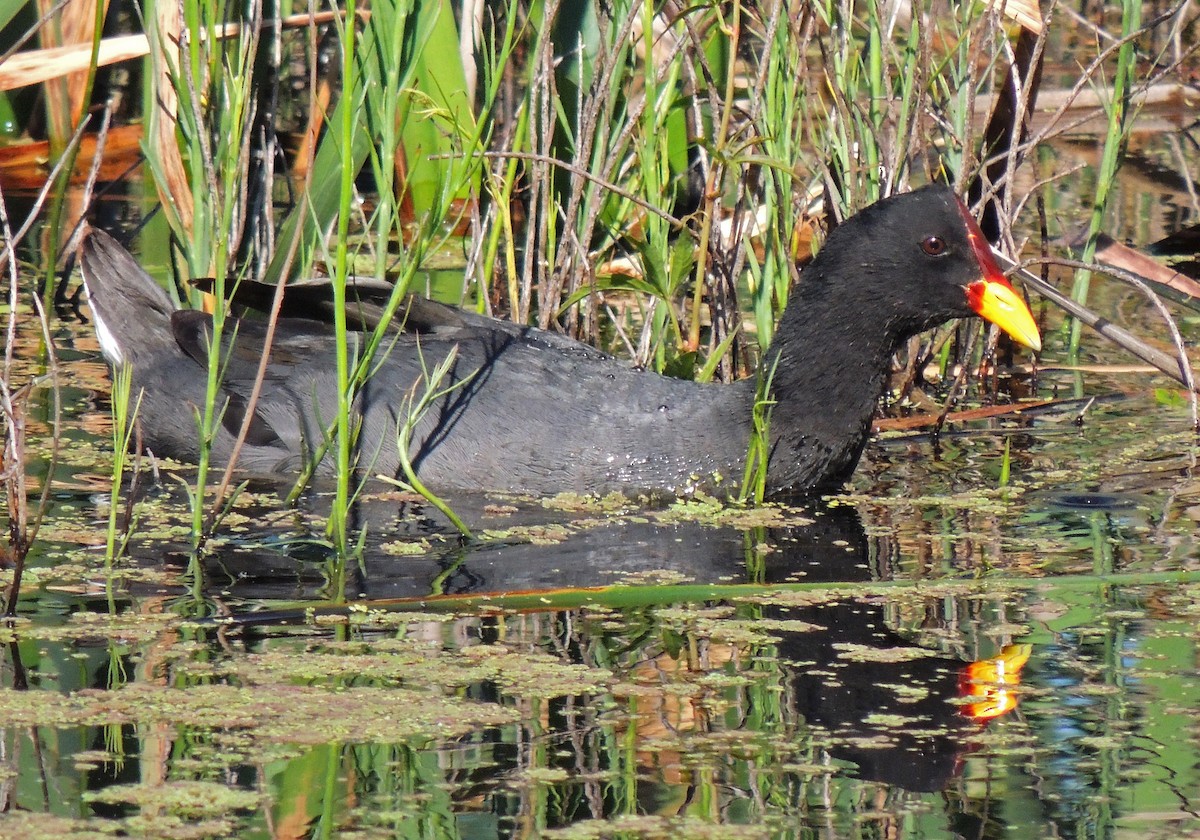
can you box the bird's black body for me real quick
[81,184,1033,496]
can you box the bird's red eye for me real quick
[921,236,947,256]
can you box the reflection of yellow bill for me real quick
[960,643,1032,720]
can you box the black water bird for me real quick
[80,184,1040,496]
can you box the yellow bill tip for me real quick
[968,278,1042,352]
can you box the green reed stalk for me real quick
[476,3,530,312]
[316,741,340,840]
[633,0,683,366]
[738,356,779,503]
[311,0,504,551]
[1067,0,1141,360]
[384,346,474,538]
[812,0,928,213]
[751,0,804,349]
[105,365,140,611]
[683,0,736,361]
[999,435,1012,488]
[142,0,258,549]
[327,0,359,561]
[39,0,106,308]
[863,0,884,189]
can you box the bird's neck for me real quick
[760,286,903,494]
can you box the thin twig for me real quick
[475,152,689,229]
[1035,255,1198,427]
[1006,252,1200,403]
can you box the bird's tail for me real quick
[80,229,179,367]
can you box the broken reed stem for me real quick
[0,124,85,615]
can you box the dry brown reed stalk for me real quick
[146,0,194,240]
[36,0,108,147]
[990,1,1198,250]
[544,4,650,334]
[492,2,736,367]
[0,10,345,94]
[0,121,89,614]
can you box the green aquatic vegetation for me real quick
[753,618,825,634]
[602,569,696,587]
[843,488,1015,514]
[543,816,771,840]
[385,345,476,539]
[84,780,261,819]
[251,685,519,745]
[733,589,846,609]
[542,492,636,514]
[0,813,124,839]
[651,604,733,624]
[70,749,119,770]
[0,681,517,751]
[218,643,438,684]
[739,356,779,504]
[16,610,180,644]
[978,620,1033,639]
[462,646,612,699]
[2,559,182,595]
[479,522,575,545]
[380,538,434,556]
[104,364,140,571]
[228,640,612,700]
[861,712,930,729]
[654,498,813,529]
[317,608,458,631]
[652,605,786,648]
[693,672,758,692]
[519,766,572,785]
[874,682,932,703]
[112,814,235,839]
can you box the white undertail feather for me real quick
[82,279,125,367]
